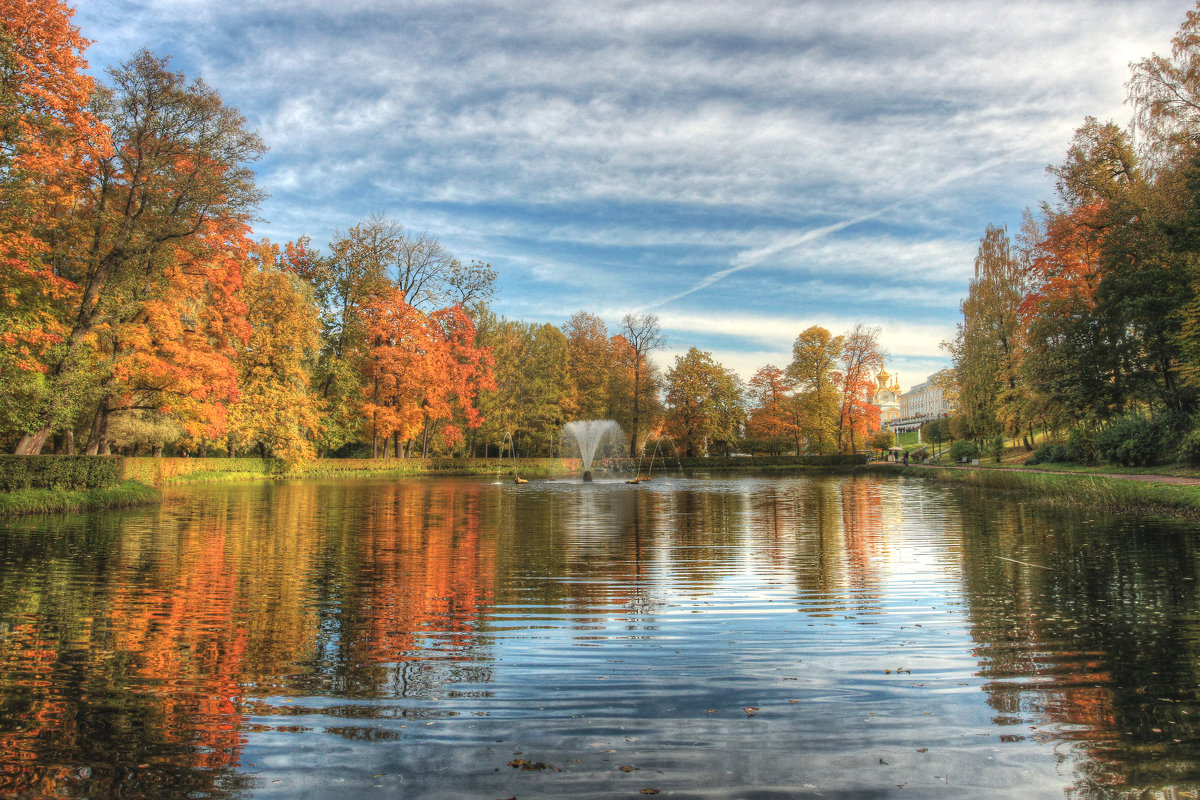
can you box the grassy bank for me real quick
[880,464,1200,517]
[0,480,160,517]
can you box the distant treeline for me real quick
[1,1,902,470]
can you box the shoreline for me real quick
[0,481,161,517]
[871,463,1200,519]
[6,458,1200,519]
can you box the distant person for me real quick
[902,452,908,466]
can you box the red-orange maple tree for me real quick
[0,0,107,382]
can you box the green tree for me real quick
[228,242,323,468]
[563,311,617,420]
[950,224,1025,444]
[869,429,896,457]
[786,326,843,454]
[664,347,744,457]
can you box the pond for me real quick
[1,473,1198,798]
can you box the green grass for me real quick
[0,480,160,517]
[883,464,1200,518]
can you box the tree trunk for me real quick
[85,397,111,455]
[14,427,51,455]
[630,362,641,457]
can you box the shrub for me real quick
[949,440,980,462]
[1029,443,1075,465]
[1066,426,1097,464]
[0,455,122,492]
[1178,427,1200,466]
[1094,412,1171,467]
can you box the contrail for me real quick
[639,153,1027,312]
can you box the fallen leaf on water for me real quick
[508,759,552,771]
[743,706,759,715]
[641,790,660,795]
[917,748,928,753]
[619,766,636,772]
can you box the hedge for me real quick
[0,455,123,492]
[641,454,867,470]
[115,453,865,485]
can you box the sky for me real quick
[73,0,1187,388]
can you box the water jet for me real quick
[563,420,623,482]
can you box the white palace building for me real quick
[872,369,955,434]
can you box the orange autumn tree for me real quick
[100,220,255,455]
[0,0,107,437]
[361,287,432,457]
[420,304,494,456]
[10,50,266,454]
[563,310,619,420]
[745,364,798,454]
[838,324,885,454]
[361,288,494,458]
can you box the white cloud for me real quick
[73,0,1183,373]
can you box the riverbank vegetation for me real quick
[885,464,1200,518]
[0,481,159,517]
[945,8,1200,472]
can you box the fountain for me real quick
[503,431,526,484]
[563,420,623,482]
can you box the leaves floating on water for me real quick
[619,765,636,772]
[743,706,759,715]
[641,790,660,795]
[508,759,555,771]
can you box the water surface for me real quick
[1,473,1198,798]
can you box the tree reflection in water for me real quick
[1,475,1199,798]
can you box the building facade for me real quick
[894,377,953,429]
